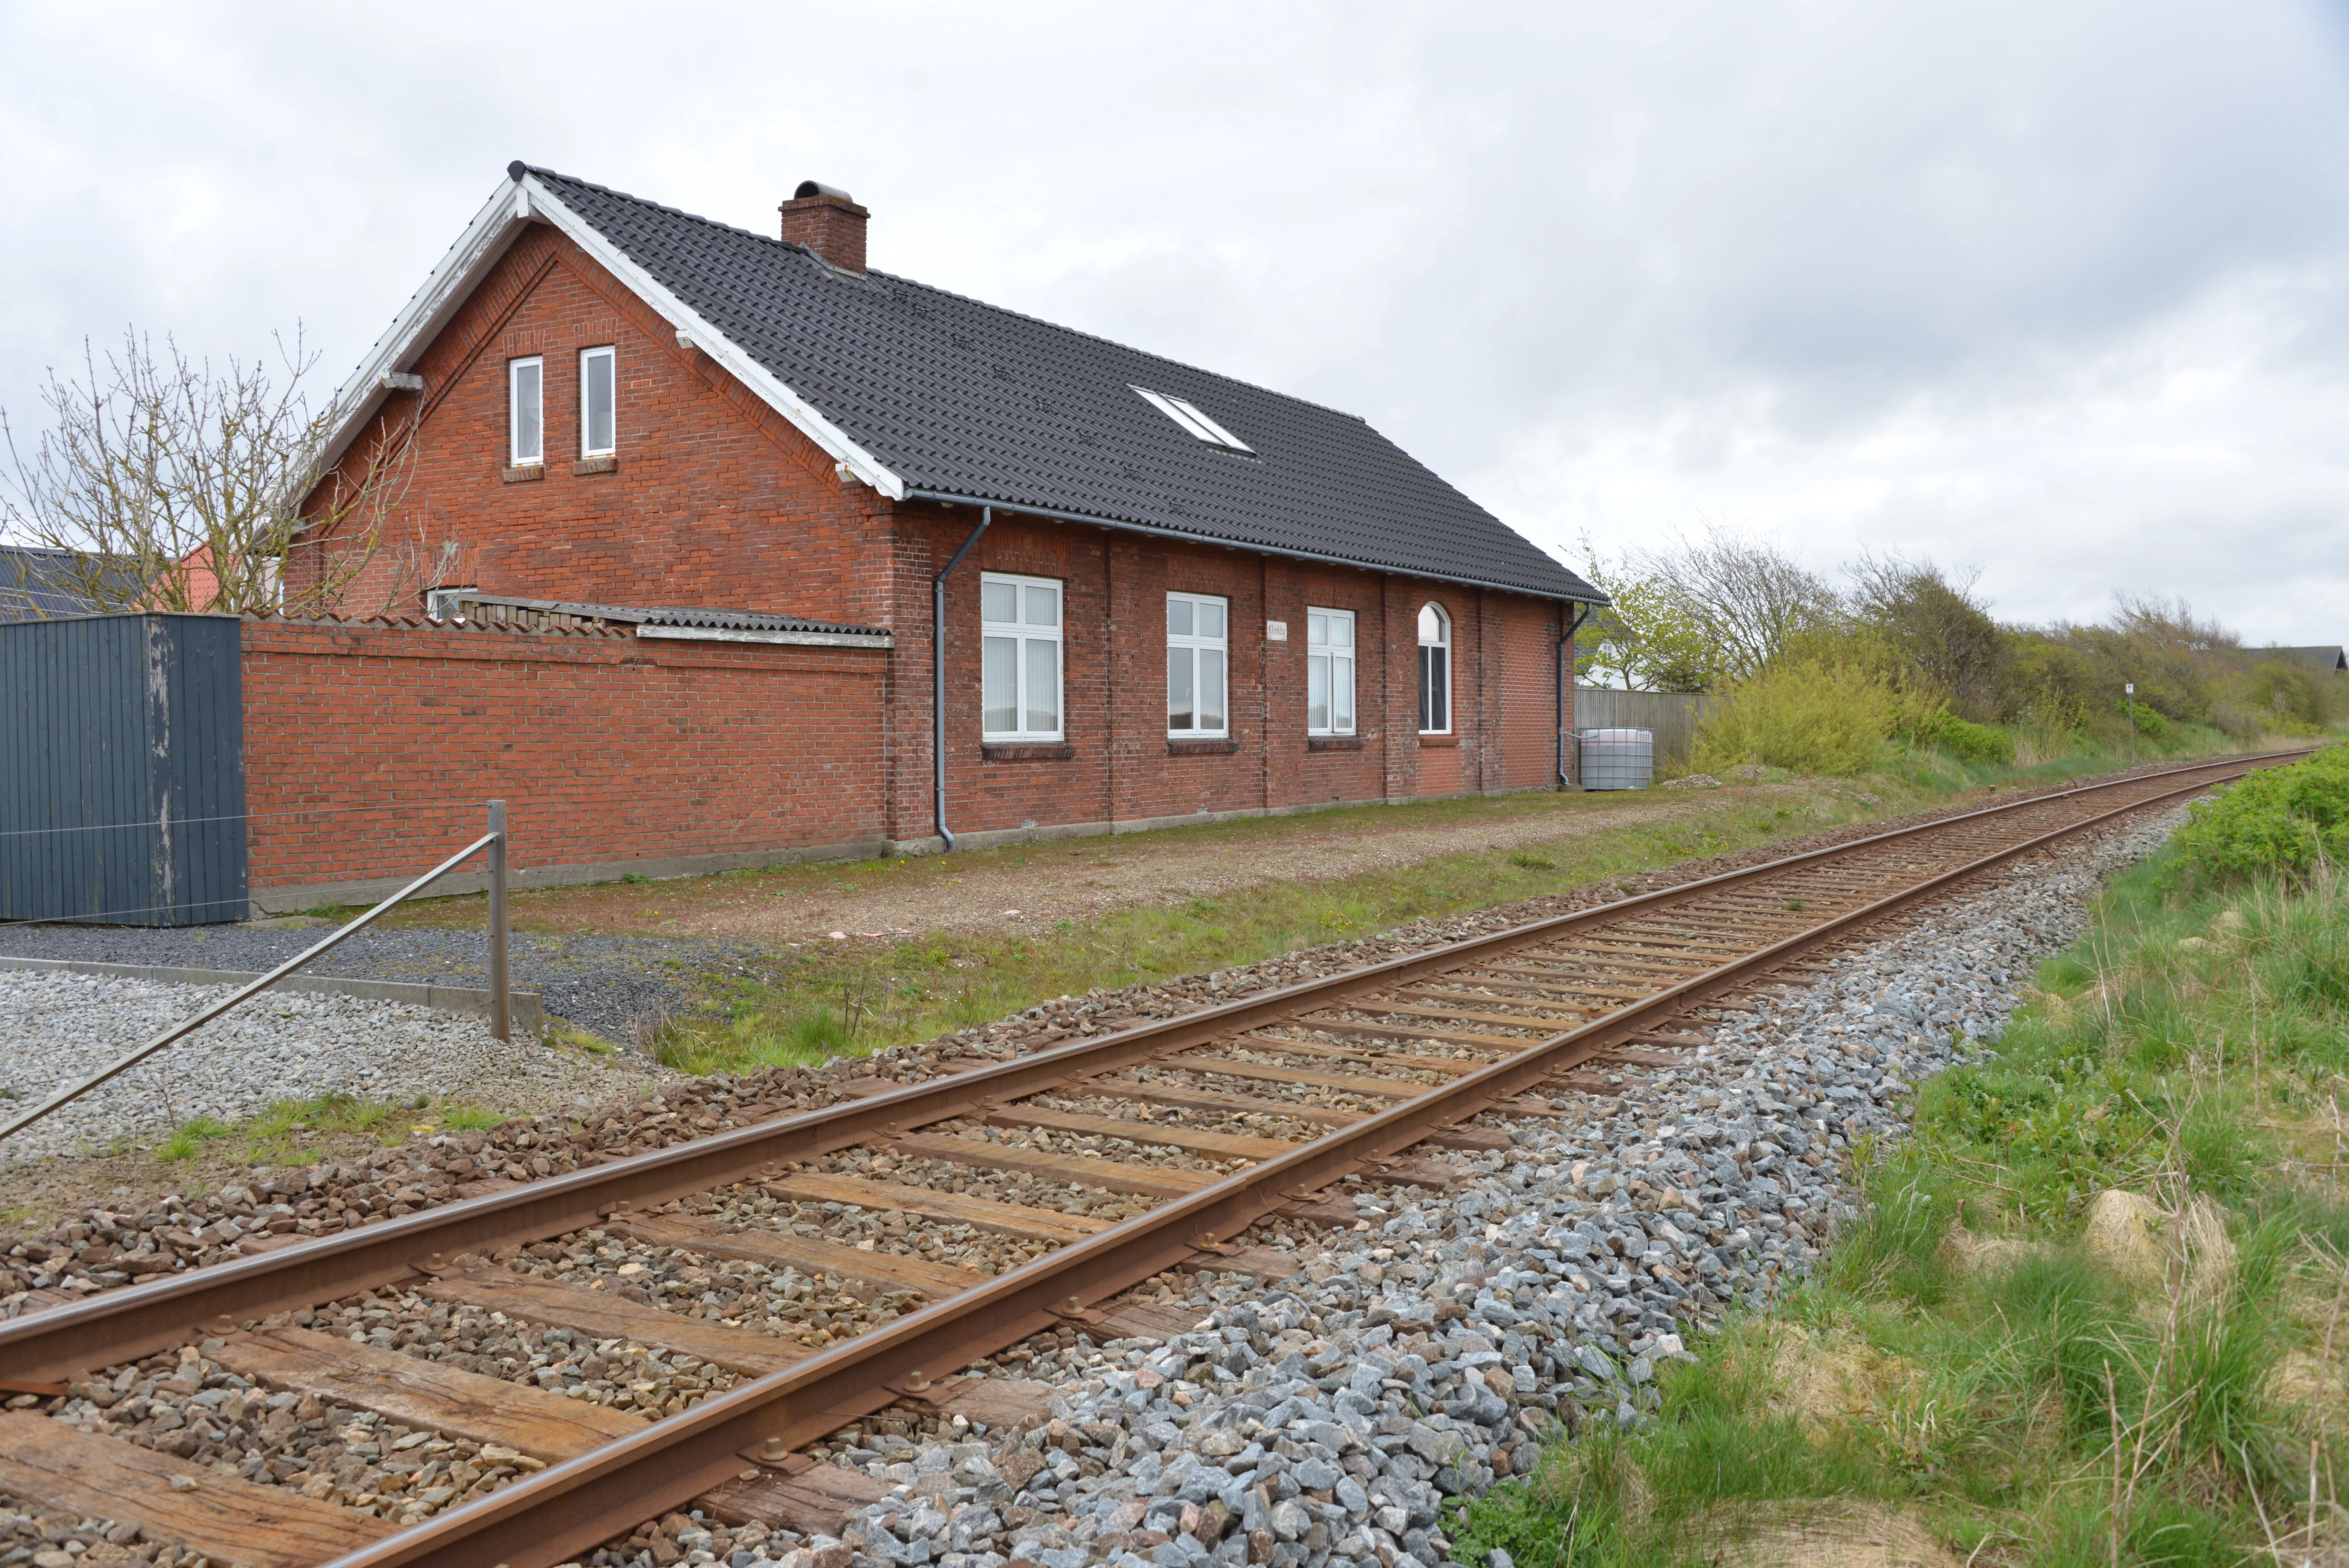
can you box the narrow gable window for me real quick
[580,346,616,456]
[981,572,1063,741]
[1131,387,1253,452]
[1166,592,1229,738]
[1306,608,1355,736]
[508,356,544,466]
[1418,602,1451,734]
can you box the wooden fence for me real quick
[1574,687,1713,773]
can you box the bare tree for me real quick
[1846,551,2003,715]
[2110,593,2239,654]
[1629,527,1841,683]
[0,328,415,618]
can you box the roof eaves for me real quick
[902,488,1609,606]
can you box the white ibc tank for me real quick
[1578,728,1654,790]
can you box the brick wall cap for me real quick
[241,610,631,639]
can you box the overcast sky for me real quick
[4,2,2345,643]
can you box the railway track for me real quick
[0,752,2306,1568]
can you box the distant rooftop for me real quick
[0,547,143,624]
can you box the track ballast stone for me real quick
[706,810,2179,1568]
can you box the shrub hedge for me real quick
[1690,661,1897,778]
[2171,743,2349,883]
[2120,697,2171,741]
[1923,712,2016,766]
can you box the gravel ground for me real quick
[0,973,668,1169]
[0,925,768,1041]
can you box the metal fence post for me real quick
[487,799,511,1042]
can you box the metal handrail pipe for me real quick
[0,829,501,1145]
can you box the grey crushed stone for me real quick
[0,924,768,1041]
[0,972,669,1168]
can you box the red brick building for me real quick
[279,164,1604,901]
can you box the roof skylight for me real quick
[1132,386,1253,453]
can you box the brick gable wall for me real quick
[293,225,890,631]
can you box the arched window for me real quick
[1417,602,1451,734]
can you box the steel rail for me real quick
[319,752,2296,1568]
[0,751,2297,1385]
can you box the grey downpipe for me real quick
[932,507,993,850]
[1559,602,1593,789]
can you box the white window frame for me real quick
[508,356,544,467]
[579,345,617,457]
[1418,602,1452,735]
[1306,606,1356,736]
[980,571,1065,742]
[1166,592,1230,738]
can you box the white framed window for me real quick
[1166,592,1229,737]
[981,572,1063,741]
[1306,607,1355,735]
[579,345,616,456]
[1418,602,1451,734]
[508,356,544,466]
[1131,386,1253,452]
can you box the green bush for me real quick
[1928,713,2016,765]
[1691,661,1896,777]
[2170,744,2349,883]
[2117,698,2170,741]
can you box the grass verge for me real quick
[649,794,1858,1074]
[150,1094,504,1166]
[1449,850,2349,1567]
[649,748,2271,1076]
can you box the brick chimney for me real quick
[780,181,868,274]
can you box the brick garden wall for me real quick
[240,616,889,905]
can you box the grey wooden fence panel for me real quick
[0,613,247,925]
[1573,688,1711,772]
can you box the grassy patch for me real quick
[153,1094,504,1165]
[1451,853,2349,1567]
